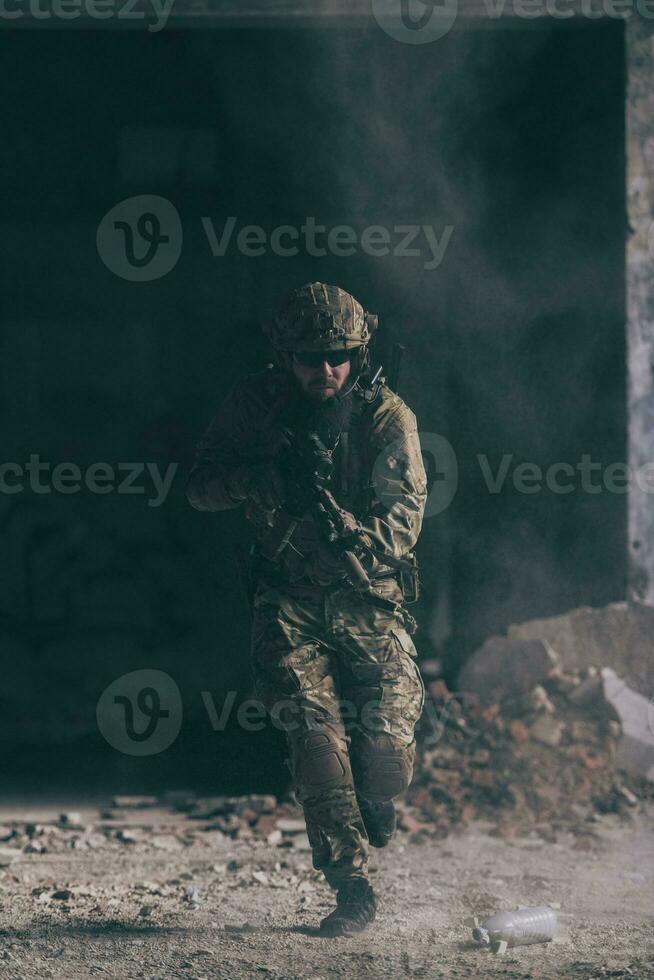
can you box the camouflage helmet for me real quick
[265,282,378,353]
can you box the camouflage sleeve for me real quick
[185,383,257,512]
[357,401,427,560]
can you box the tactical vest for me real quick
[242,370,419,603]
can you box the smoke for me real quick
[186,23,626,656]
[298,24,626,653]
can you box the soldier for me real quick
[186,283,427,937]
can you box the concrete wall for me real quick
[627,17,654,605]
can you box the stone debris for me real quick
[402,607,654,841]
[601,668,654,781]
[568,671,604,706]
[529,685,556,714]
[457,637,560,705]
[529,714,565,747]
[0,793,325,871]
[616,785,639,807]
[0,848,18,867]
[184,885,202,909]
[116,828,141,845]
[58,812,83,829]
[150,835,183,851]
[507,601,654,697]
[186,795,277,822]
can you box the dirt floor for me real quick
[0,799,652,980]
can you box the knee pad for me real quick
[292,728,352,800]
[354,734,416,802]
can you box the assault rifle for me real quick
[275,421,420,611]
[257,346,414,601]
[278,426,371,592]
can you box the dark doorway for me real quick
[1,22,626,789]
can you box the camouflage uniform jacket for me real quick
[185,365,427,590]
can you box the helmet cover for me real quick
[265,282,377,352]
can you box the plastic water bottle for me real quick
[470,906,558,954]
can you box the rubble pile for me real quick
[1,808,326,924]
[406,628,654,843]
[173,793,310,849]
[0,796,314,860]
[1,604,651,855]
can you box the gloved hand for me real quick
[228,461,286,512]
[332,502,359,537]
[308,503,365,585]
[318,494,360,540]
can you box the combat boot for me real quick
[319,879,377,937]
[357,795,397,848]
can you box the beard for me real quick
[286,381,354,450]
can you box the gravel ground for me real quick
[0,802,652,980]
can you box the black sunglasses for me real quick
[292,350,352,369]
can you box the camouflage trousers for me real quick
[250,576,425,888]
